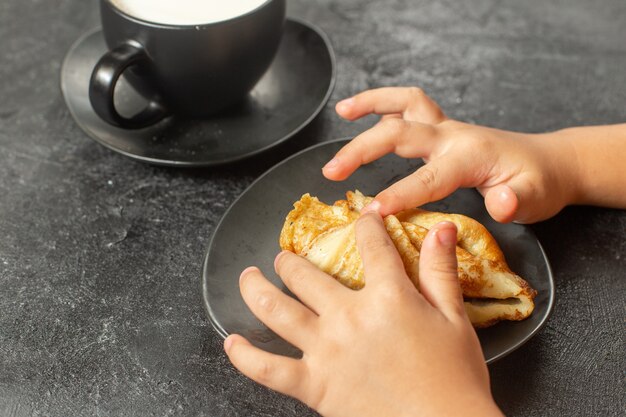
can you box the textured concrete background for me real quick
[1,0,625,416]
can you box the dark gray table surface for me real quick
[1,0,625,416]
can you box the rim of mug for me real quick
[104,0,277,29]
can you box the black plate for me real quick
[60,18,335,167]
[202,139,555,363]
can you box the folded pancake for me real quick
[279,191,537,328]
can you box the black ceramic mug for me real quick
[89,0,285,129]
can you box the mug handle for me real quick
[89,41,169,129]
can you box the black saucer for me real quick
[202,139,555,363]
[60,18,335,167]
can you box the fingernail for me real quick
[499,188,510,202]
[274,250,288,270]
[240,266,258,282]
[223,335,234,352]
[337,97,354,111]
[361,200,381,214]
[323,157,340,171]
[435,222,457,247]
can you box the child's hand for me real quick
[323,87,581,223]
[224,216,503,417]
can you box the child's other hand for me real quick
[323,87,579,223]
[225,215,503,417]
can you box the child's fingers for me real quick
[224,334,309,399]
[483,184,519,223]
[239,267,318,349]
[274,251,350,315]
[336,87,446,124]
[493,176,548,224]
[355,212,413,290]
[322,119,440,181]
[417,222,466,321]
[379,114,403,122]
[372,156,471,216]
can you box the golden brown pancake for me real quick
[279,191,537,328]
